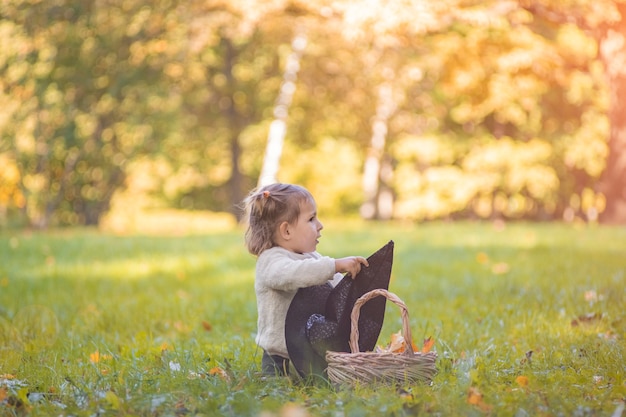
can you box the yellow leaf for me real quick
[89,351,111,363]
[17,387,30,405]
[515,375,529,387]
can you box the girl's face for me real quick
[283,199,323,254]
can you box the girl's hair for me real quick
[243,183,314,256]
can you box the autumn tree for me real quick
[0,0,182,226]
[520,0,626,224]
[156,0,316,216]
[2,0,623,226]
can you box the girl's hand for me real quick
[335,256,369,279]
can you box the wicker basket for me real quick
[326,289,437,386]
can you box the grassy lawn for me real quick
[1,221,625,416]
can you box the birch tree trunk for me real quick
[360,71,397,219]
[258,31,307,187]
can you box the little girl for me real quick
[243,183,369,376]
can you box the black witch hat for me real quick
[285,240,394,379]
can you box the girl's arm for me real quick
[257,252,336,291]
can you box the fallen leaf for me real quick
[89,351,111,364]
[209,367,230,382]
[421,337,435,353]
[0,387,7,402]
[515,375,529,387]
[467,387,492,412]
[571,312,603,326]
[467,387,483,405]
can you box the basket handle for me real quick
[349,288,414,355]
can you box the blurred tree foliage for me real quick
[0,0,624,227]
[1,0,183,226]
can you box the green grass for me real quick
[1,221,625,416]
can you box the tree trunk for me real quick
[258,30,307,187]
[229,129,244,218]
[360,78,396,219]
[598,4,626,224]
[220,37,246,216]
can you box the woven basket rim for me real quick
[326,350,437,358]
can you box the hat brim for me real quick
[285,241,394,379]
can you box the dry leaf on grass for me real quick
[467,387,492,412]
[515,375,529,387]
[209,367,230,382]
[571,312,603,326]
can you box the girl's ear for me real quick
[278,221,291,241]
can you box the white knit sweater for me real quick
[254,246,343,358]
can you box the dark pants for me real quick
[262,351,290,376]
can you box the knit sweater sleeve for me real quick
[255,247,336,291]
